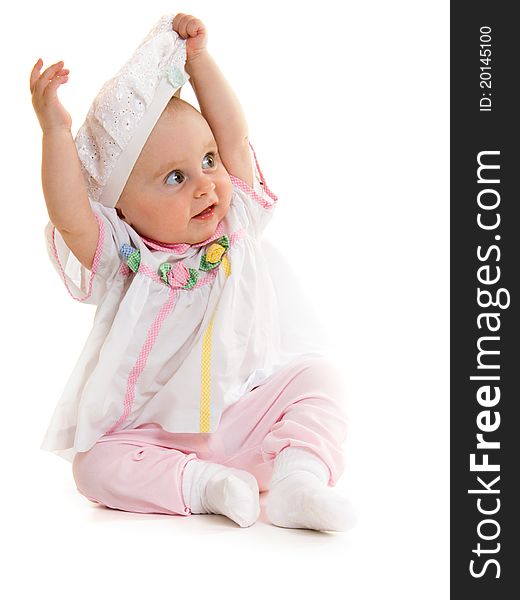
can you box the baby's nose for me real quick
[194,176,215,197]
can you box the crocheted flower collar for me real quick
[120,229,232,290]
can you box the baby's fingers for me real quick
[48,71,70,92]
[29,58,43,93]
[172,13,204,38]
[172,13,187,34]
[31,60,66,96]
[186,18,204,37]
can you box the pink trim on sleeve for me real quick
[229,143,278,209]
[51,213,105,303]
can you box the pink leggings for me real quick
[72,357,348,516]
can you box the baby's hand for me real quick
[172,14,208,62]
[30,59,72,133]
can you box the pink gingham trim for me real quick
[138,263,163,283]
[51,213,104,303]
[227,227,247,250]
[229,143,278,209]
[119,263,131,276]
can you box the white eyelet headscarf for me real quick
[75,14,187,208]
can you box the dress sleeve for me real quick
[44,201,131,305]
[229,143,278,238]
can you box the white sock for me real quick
[182,459,260,528]
[266,447,355,532]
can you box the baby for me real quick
[30,13,353,531]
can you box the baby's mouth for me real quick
[193,203,217,219]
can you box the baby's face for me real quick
[116,106,232,244]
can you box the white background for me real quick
[1,0,449,598]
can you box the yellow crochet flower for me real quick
[199,235,230,271]
[206,243,226,264]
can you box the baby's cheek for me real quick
[219,176,233,210]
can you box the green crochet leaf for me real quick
[216,235,230,250]
[183,268,199,290]
[159,262,172,285]
[127,250,141,273]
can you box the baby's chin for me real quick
[176,210,225,246]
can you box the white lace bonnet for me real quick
[75,14,187,208]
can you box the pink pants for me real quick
[72,357,348,516]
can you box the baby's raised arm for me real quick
[173,14,254,187]
[30,59,99,271]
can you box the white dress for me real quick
[41,149,329,462]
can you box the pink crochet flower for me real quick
[167,262,190,288]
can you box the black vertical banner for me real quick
[451,2,519,597]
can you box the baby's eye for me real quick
[165,170,185,186]
[202,153,216,169]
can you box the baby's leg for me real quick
[73,433,259,527]
[220,357,351,531]
[218,357,354,531]
[72,440,194,516]
[261,358,354,531]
